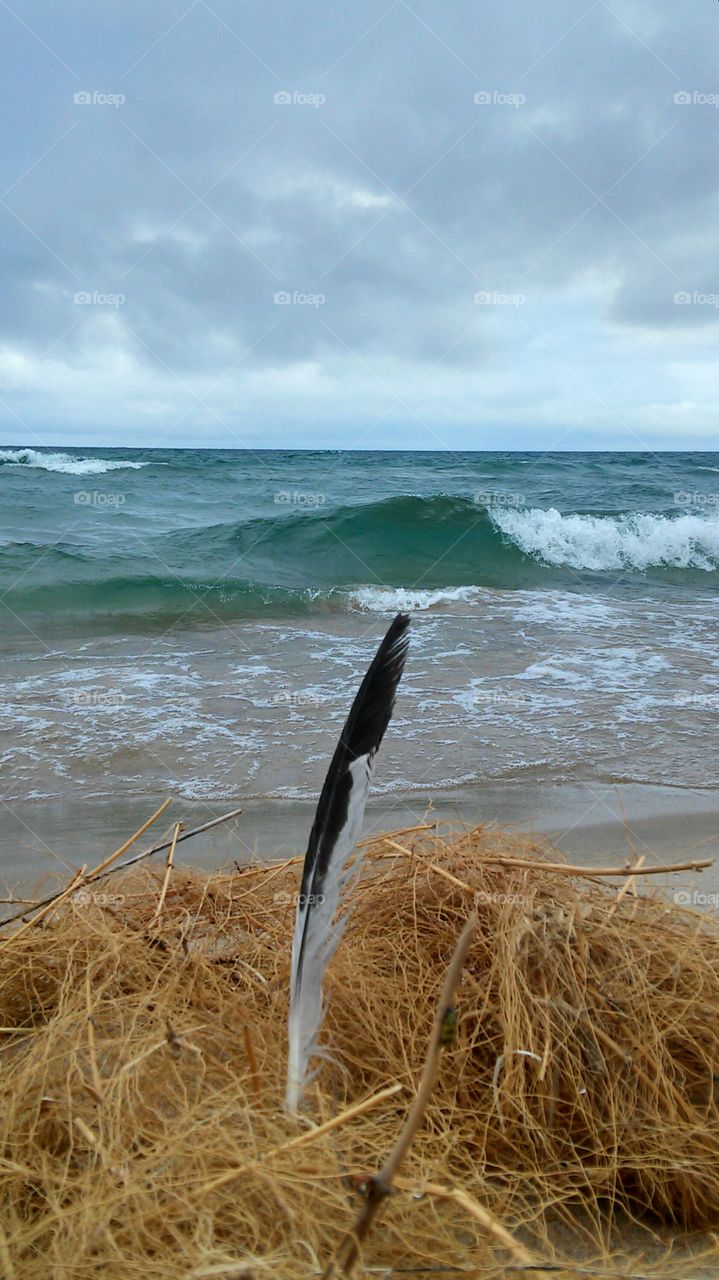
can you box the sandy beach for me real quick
[4,780,718,916]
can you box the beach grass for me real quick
[0,824,718,1277]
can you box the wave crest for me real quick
[0,448,149,475]
[493,507,719,572]
[349,586,485,612]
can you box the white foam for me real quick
[349,585,484,612]
[454,681,568,714]
[492,507,719,572]
[266,772,480,801]
[0,448,150,476]
[510,591,628,630]
[514,648,671,693]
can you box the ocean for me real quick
[1,447,718,873]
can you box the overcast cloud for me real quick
[0,0,717,449]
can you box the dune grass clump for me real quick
[0,824,718,1277]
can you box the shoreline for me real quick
[4,780,718,903]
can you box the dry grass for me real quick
[1,824,719,1278]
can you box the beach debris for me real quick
[0,805,243,930]
[1,826,719,1275]
[323,911,485,1278]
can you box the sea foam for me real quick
[349,585,485,612]
[492,507,719,572]
[0,448,149,476]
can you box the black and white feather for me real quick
[285,612,410,1112]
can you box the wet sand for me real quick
[3,781,718,912]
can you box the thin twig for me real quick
[0,797,172,936]
[150,821,183,927]
[608,855,646,918]
[476,853,713,878]
[408,851,713,885]
[199,1083,404,1195]
[242,1024,261,1101]
[392,1176,534,1264]
[85,969,103,1103]
[0,867,87,951]
[86,797,172,879]
[323,913,493,1278]
[119,1023,207,1076]
[414,860,474,894]
[357,823,436,847]
[0,806,243,931]
[110,806,242,877]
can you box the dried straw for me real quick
[0,823,718,1278]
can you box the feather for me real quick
[285,612,410,1112]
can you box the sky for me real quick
[0,0,717,451]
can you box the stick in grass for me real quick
[150,821,183,928]
[85,969,103,1103]
[320,911,518,1279]
[0,798,171,937]
[0,867,87,952]
[0,805,243,930]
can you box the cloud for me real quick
[0,0,717,448]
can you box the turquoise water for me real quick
[0,447,718,818]
[1,448,718,629]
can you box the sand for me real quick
[3,781,718,912]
